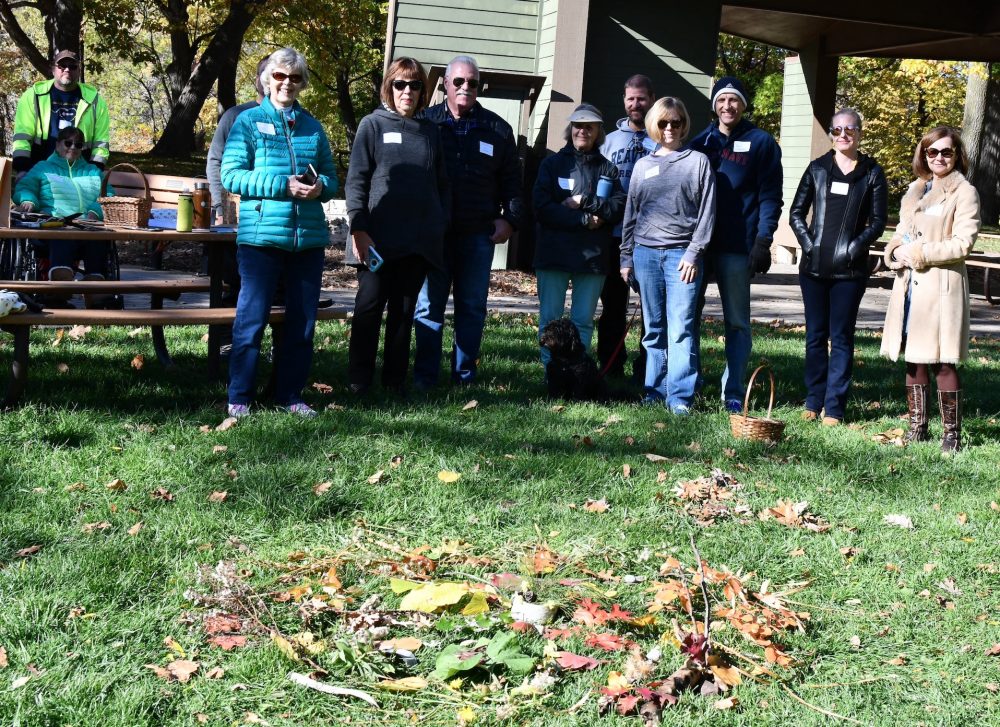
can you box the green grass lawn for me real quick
[2,317,999,726]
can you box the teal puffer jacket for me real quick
[221,96,338,251]
[12,152,108,219]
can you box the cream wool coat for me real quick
[880,170,980,364]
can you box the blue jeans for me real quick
[536,269,605,366]
[228,245,323,407]
[708,253,753,403]
[799,274,867,420]
[633,245,703,408]
[413,231,495,385]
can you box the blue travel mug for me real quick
[596,175,613,199]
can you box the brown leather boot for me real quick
[938,389,962,452]
[904,384,929,442]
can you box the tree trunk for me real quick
[160,0,194,107]
[962,63,1000,226]
[335,68,359,146]
[46,0,83,56]
[0,0,54,75]
[150,0,262,156]
[216,52,238,115]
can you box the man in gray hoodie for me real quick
[598,75,655,380]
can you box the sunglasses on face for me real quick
[61,140,84,149]
[658,119,683,130]
[392,79,424,92]
[829,125,859,137]
[56,61,79,70]
[925,147,955,160]
[450,77,479,89]
[271,71,303,85]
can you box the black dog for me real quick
[539,318,607,401]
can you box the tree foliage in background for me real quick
[716,33,787,137]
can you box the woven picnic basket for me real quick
[98,163,152,228]
[729,364,786,442]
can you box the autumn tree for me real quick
[715,34,787,137]
[962,62,1000,226]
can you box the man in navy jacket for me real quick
[414,55,524,388]
[688,76,783,411]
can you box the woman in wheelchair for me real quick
[12,126,112,307]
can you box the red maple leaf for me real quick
[208,635,246,651]
[555,651,603,671]
[681,632,709,664]
[607,604,633,622]
[543,626,579,640]
[585,632,627,651]
[616,694,641,715]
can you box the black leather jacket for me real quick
[790,151,887,279]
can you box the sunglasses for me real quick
[450,77,479,89]
[925,147,955,159]
[56,60,79,70]
[829,125,859,137]
[392,79,424,92]
[61,140,84,149]
[271,71,303,85]
[658,119,684,130]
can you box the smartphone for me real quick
[367,245,384,272]
[297,163,318,185]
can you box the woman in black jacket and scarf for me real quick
[790,108,887,424]
[533,103,625,368]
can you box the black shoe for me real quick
[318,297,334,309]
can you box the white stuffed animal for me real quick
[0,290,28,317]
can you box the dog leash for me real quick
[598,295,643,380]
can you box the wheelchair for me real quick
[0,236,123,307]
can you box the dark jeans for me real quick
[228,245,323,407]
[598,241,645,378]
[799,274,867,420]
[349,255,428,389]
[49,239,109,277]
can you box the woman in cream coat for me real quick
[881,126,980,452]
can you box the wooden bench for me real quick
[1,304,348,408]
[869,246,1000,304]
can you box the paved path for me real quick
[118,262,1000,337]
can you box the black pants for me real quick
[348,255,428,388]
[49,239,109,277]
[597,242,645,378]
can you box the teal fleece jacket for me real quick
[13,152,108,219]
[221,96,337,251]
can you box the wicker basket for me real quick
[98,163,152,228]
[730,364,786,442]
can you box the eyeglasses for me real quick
[61,140,84,149]
[829,125,859,137]
[271,71,303,85]
[56,60,79,70]
[450,77,479,89]
[392,79,424,92]
[925,147,955,160]
[658,119,684,130]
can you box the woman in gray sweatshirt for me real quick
[620,97,715,414]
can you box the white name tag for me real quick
[479,141,494,157]
[256,122,276,135]
[644,165,660,179]
[733,140,751,152]
[58,119,72,130]
[830,181,850,196]
[383,132,402,144]
[558,177,573,190]
[924,204,944,217]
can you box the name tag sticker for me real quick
[558,177,573,191]
[830,181,850,196]
[256,122,276,135]
[479,141,494,157]
[924,204,944,217]
[383,132,402,144]
[58,119,72,130]
[644,165,660,179]
[733,141,751,152]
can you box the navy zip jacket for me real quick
[688,118,783,256]
[424,101,523,234]
[532,144,625,274]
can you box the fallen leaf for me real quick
[11,675,31,689]
[985,644,1000,657]
[840,547,858,558]
[399,581,471,612]
[0,646,7,668]
[130,354,145,370]
[380,637,423,652]
[67,325,91,340]
[56,362,69,374]
[150,488,175,502]
[167,659,199,682]
[205,667,225,679]
[887,655,907,666]
[714,696,740,710]
[127,327,145,338]
[208,635,246,651]
[462,400,478,411]
[312,382,333,394]
[850,635,861,650]
[957,512,968,525]
[105,479,127,492]
[367,470,386,485]
[584,632,627,651]
[937,578,962,596]
[16,545,42,558]
[438,470,461,483]
[555,651,603,671]
[377,676,428,692]
[884,514,914,529]
[215,417,238,432]
[583,498,610,513]
[212,445,228,454]
[313,481,332,496]
[390,455,403,468]
[622,464,631,479]
[127,522,143,536]
[789,548,805,557]
[923,563,938,573]
[65,482,87,492]
[81,521,111,534]
[645,453,669,462]
[208,491,228,503]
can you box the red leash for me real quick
[598,295,643,380]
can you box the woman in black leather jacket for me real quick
[790,108,887,424]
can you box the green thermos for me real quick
[176,192,193,232]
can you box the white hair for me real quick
[445,55,479,79]
[261,47,309,94]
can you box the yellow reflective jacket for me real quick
[13,79,111,172]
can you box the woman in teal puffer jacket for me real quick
[13,126,111,296]
[221,47,338,418]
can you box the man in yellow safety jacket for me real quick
[12,50,110,180]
